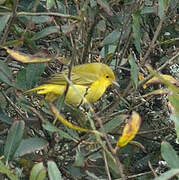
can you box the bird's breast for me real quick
[85,78,108,103]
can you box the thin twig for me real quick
[17,11,81,21]
[89,109,126,180]
[20,0,40,50]
[62,36,77,107]
[148,160,157,178]
[1,90,25,119]
[118,29,132,66]
[103,150,112,180]
[81,9,99,63]
[27,106,46,124]
[0,0,19,45]
[142,16,166,65]
[110,0,144,67]
[138,127,172,135]
[115,171,153,180]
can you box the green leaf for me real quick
[0,107,13,125]
[30,162,46,180]
[0,61,13,86]
[106,151,120,178]
[141,7,156,14]
[3,39,24,47]
[170,114,179,141]
[132,10,141,53]
[102,29,121,46]
[56,94,66,110]
[100,45,117,59]
[0,160,19,180]
[42,122,60,132]
[26,63,45,89]
[4,121,25,162]
[0,15,11,37]
[74,147,85,167]
[161,141,179,169]
[66,164,83,178]
[129,54,139,89]
[42,122,78,141]
[48,161,63,180]
[46,0,55,9]
[19,16,53,24]
[32,26,60,40]
[14,137,49,157]
[154,169,179,180]
[86,170,102,180]
[90,0,97,7]
[15,68,27,90]
[0,0,6,5]
[97,20,106,32]
[169,94,179,115]
[158,0,170,19]
[102,116,123,133]
[16,63,45,90]
[96,0,113,16]
[169,93,179,140]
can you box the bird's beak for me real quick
[113,81,120,87]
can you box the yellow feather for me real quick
[25,63,116,105]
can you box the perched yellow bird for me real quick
[25,63,117,105]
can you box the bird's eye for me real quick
[106,75,109,78]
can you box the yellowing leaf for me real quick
[143,89,169,97]
[146,65,179,94]
[116,112,141,147]
[50,103,89,133]
[139,74,147,89]
[56,56,70,65]
[146,74,178,85]
[167,102,175,114]
[4,47,52,63]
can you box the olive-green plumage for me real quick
[25,63,116,105]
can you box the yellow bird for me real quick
[25,63,117,106]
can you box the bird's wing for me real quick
[47,71,99,86]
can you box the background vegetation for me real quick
[0,0,179,179]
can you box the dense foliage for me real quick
[0,0,179,179]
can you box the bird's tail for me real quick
[24,84,51,95]
[24,84,62,102]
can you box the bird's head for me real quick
[101,64,119,87]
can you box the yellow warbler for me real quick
[25,63,117,105]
